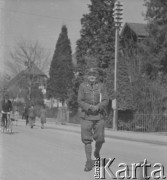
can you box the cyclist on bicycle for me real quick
[1,93,12,130]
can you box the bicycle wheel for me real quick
[1,114,8,133]
[2,119,7,133]
[0,119,3,133]
[10,121,13,134]
[2,124,5,133]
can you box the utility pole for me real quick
[112,0,123,131]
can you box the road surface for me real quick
[1,121,167,180]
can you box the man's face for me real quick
[88,75,96,83]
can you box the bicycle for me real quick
[1,111,13,134]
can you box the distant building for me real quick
[120,22,149,42]
[120,23,149,83]
[5,63,47,101]
[7,63,47,88]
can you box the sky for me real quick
[0,0,146,74]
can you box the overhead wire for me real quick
[0,4,86,53]
[0,7,82,22]
[0,42,54,51]
[0,7,83,49]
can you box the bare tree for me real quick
[5,39,51,76]
[0,72,11,89]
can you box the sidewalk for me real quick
[42,120,167,146]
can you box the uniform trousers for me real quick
[81,119,105,144]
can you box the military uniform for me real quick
[78,81,109,144]
[77,68,109,171]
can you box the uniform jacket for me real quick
[1,99,12,113]
[78,81,109,120]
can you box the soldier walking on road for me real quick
[78,68,109,172]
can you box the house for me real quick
[120,22,149,42]
[119,23,150,81]
[5,63,47,101]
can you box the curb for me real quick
[21,119,167,146]
[105,134,167,146]
[43,122,167,146]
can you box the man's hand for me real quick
[91,105,99,112]
[87,105,100,114]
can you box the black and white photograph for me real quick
[0,0,167,179]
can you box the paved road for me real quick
[1,122,167,180]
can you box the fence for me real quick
[118,114,167,132]
[46,107,167,132]
[55,109,167,132]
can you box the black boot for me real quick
[84,160,93,172]
[94,142,103,159]
[94,151,100,159]
[84,144,93,172]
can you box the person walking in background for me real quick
[78,67,109,172]
[40,105,46,129]
[14,108,19,126]
[24,105,29,126]
[28,105,36,128]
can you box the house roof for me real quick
[23,63,47,77]
[121,22,149,38]
[5,63,47,89]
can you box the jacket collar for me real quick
[86,82,99,90]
